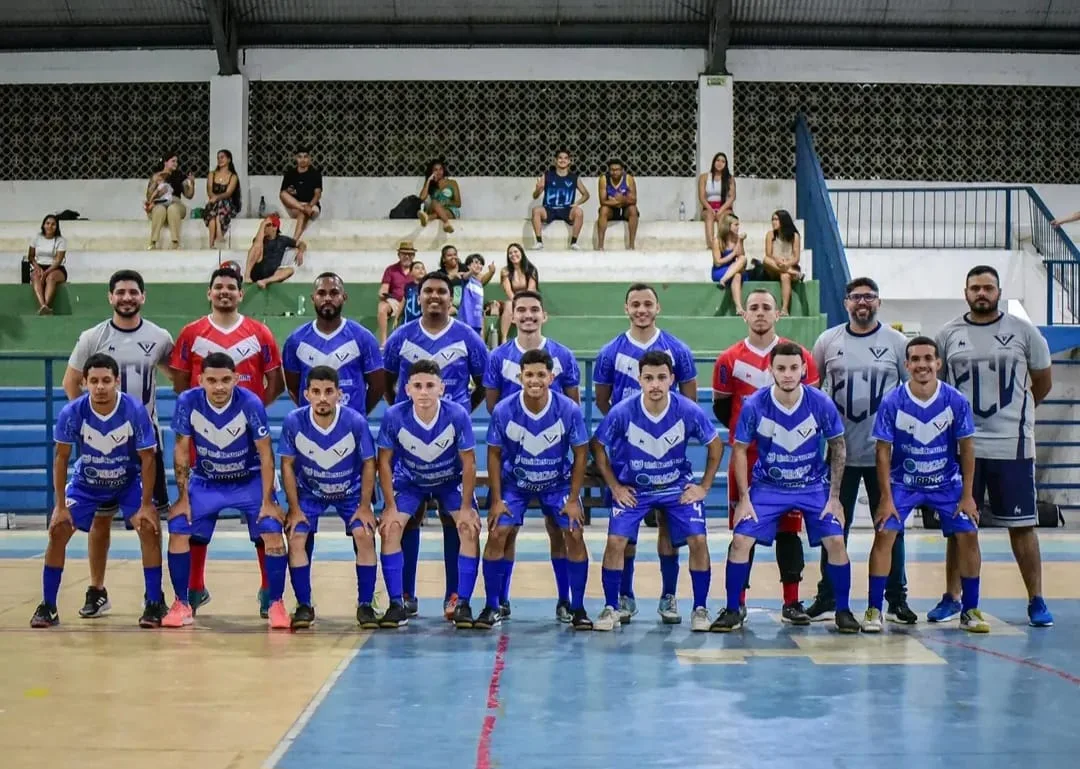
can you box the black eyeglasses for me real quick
[847,293,879,303]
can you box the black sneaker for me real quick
[499,601,511,620]
[356,603,380,629]
[379,602,409,628]
[805,596,836,622]
[453,601,475,629]
[781,601,812,626]
[139,600,168,629]
[571,608,593,631]
[31,602,59,628]
[292,604,316,630]
[474,606,502,630]
[403,594,419,618]
[835,609,862,634]
[886,600,919,625]
[709,607,745,632]
[79,587,111,618]
[556,600,572,623]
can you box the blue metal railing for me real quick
[794,114,851,327]
[1044,260,1080,327]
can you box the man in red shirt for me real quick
[170,266,285,616]
[377,241,417,346]
[712,288,818,624]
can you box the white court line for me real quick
[262,644,362,768]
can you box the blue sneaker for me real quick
[257,587,271,619]
[189,588,211,615]
[927,593,962,623]
[1028,597,1054,627]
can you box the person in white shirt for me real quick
[27,214,68,315]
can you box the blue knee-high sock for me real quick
[568,558,589,611]
[457,554,479,602]
[826,562,852,612]
[43,565,63,606]
[305,532,316,562]
[602,567,622,608]
[381,551,404,603]
[483,558,505,610]
[868,574,887,611]
[620,555,636,598]
[690,568,711,610]
[168,551,190,603]
[290,563,312,606]
[356,564,377,605]
[443,524,461,600]
[660,553,680,596]
[143,566,163,604]
[961,576,980,611]
[725,560,751,610]
[401,527,420,597]
[501,558,514,604]
[551,556,570,602]
[266,553,288,602]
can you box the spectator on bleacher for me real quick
[1051,210,1080,228]
[439,244,465,316]
[202,149,241,248]
[531,149,590,250]
[763,209,803,316]
[244,214,307,290]
[461,253,497,341]
[279,148,323,240]
[712,213,749,316]
[418,159,461,234]
[403,260,426,325]
[499,243,540,341]
[144,153,195,249]
[596,159,639,251]
[697,152,735,248]
[377,241,417,346]
[27,214,67,315]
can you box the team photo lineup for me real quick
[31,260,1055,635]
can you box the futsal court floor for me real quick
[3,523,1080,769]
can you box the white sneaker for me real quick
[862,607,883,633]
[534,242,544,250]
[570,242,580,250]
[690,606,711,632]
[960,608,990,634]
[618,595,637,624]
[657,594,681,624]
[594,605,620,631]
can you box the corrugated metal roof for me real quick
[5,0,207,26]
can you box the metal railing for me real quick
[1045,260,1080,327]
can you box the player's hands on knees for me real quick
[130,503,160,536]
[487,498,508,531]
[958,494,980,525]
[873,498,900,530]
[351,505,377,534]
[822,497,845,529]
[49,505,73,533]
[456,505,482,536]
[259,501,285,523]
[610,483,637,509]
[563,497,585,530]
[168,499,191,523]
[680,483,707,505]
[378,506,401,538]
[285,506,307,535]
[734,495,757,523]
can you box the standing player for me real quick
[712,288,818,623]
[484,289,581,620]
[279,366,377,629]
[163,353,285,629]
[62,269,174,619]
[31,354,163,628]
[383,271,488,619]
[170,266,284,617]
[483,349,592,629]
[808,277,915,624]
[376,361,481,627]
[593,283,697,623]
[715,342,860,633]
[934,265,1054,627]
[865,337,988,633]
[592,351,724,631]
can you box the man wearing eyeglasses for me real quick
[806,277,915,623]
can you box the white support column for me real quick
[697,74,734,175]
[209,74,249,215]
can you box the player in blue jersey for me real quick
[593,283,698,623]
[279,366,377,629]
[376,360,481,627]
[714,342,860,633]
[483,289,582,621]
[483,349,593,629]
[592,351,724,631]
[163,352,286,630]
[865,337,988,632]
[383,271,488,619]
[31,353,164,628]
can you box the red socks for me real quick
[739,589,747,606]
[782,581,800,605]
[189,543,208,591]
[255,541,269,590]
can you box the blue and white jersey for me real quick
[594,392,718,494]
[735,386,845,492]
[282,319,383,410]
[488,391,589,494]
[383,319,488,410]
[171,387,271,483]
[593,329,696,407]
[55,393,157,491]
[460,275,485,329]
[279,405,376,501]
[483,337,581,400]
[376,400,475,488]
[873,381,975,491]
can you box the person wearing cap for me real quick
[279,148,323,240]
[378,241,417,346]
[244,214,307,289]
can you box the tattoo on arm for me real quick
[827,436,846,496]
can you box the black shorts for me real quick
[543,206,572,223]
[603,206,635,221]
[973,457,1037,528]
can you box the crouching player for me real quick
[163,352,287,629]
[865,337,988,633]
[279,366,377,629]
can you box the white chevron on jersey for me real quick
[500,356,564,386]
[190,333,262,365]
[294,430,357,470]
[756,414,820,453]
[80,422,134,456]
[895,405,955,446]
[190,409,249,450]
[503,419,566,456]
[397,424,457,463]
[614,349,674,381]
[295,339,361,369]
[399,338,469,369]
[626,419,686,461]
[732,358,773,388]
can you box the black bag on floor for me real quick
[389,195,421,219]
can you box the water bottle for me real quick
[297,296,306,316]
[258,196,266,217]
[678,202,686,222]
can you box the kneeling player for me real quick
[279,366,377,629]
[483,349,592,630]
[376,360,482,628]
[592,351,724,632]
[715,342,861,633]
[164,353,287,629]
[32,353,164,628]
[865,337,988,633]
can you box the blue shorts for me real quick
[609,490,707,545]
[712,263,735,283]
[168,475,282,543]
[392,481,478,518]
[497,486,578,529]
[735,485,842,546]
[888,483,976,537]
[292,495,363,536]
[544,206,572,223]
[64,482,143,533]
[974,458,1037,528]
